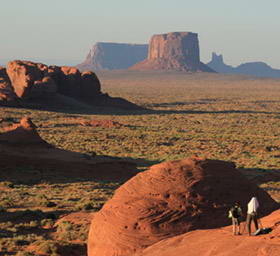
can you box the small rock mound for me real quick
[88,157,278,256]
[0,117,49,146]
[80,119,123,128]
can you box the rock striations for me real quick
[77,43,148,71]
[136,209,280,256]
[130,32,214,72]
[87,157,278,256]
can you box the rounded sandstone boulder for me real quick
[88,157,278,256]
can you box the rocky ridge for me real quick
[0,60,141,109]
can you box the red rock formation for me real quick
[136,209,280,256]
[5,60,101,100]
[0,66,18,103]
[58,66,82,97]
[6,60,47,98]
[0,117,49,145]
[2,60,141,110]
[81,71,101,98]
[130,32,214,72]
[87,157,278,256]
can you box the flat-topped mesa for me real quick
[77,42,148,71]
[148,32,199,63]
[130,32,214,72]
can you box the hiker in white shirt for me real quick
[246,197,259,235]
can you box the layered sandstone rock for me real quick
[136,209,280,256]
[88,157,278,256]
[130,32,214,72]
[77,43,148,71]
[6,60,51,98]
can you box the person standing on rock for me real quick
[246,197,259,235]
[228,202,243,235]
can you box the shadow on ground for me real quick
[239,167,280,185]
[0,153,159,185]
[3,100,280,116]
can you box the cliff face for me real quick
[207,52,280,78]
[77,43,148,71]
[130,32,214,72]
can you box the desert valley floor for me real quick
[1,71,280,255]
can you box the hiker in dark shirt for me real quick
[228,202,243,235]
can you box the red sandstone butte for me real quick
[130,32,214,72]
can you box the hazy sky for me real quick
[1,0,279,67]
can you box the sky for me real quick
[0,0,280,68]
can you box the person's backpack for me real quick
[230,206,240,218]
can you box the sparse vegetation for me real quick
[1,71,280,255]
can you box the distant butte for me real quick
[207,52,280,78]
[130,32,215,72]
[77,42,148,71]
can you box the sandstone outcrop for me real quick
[0,66,18,104]
[130,32,214,72]
[77,43,148,71]
[0,117,49,145]
[136,209,280,256]
[88,157,278,256]
[6,61,51,98]
[0,60,141,110]
[6,60,100,100]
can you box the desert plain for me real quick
[1,70,280,255]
